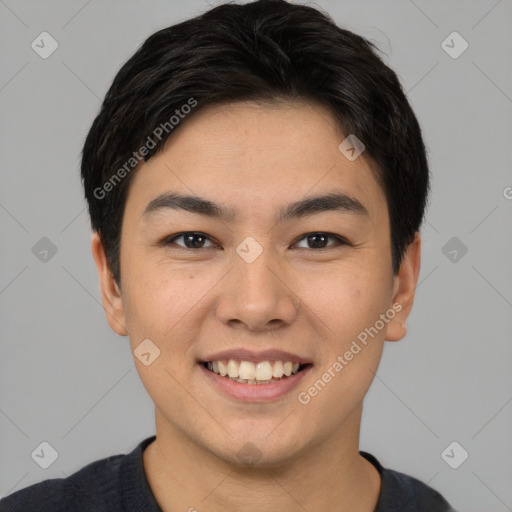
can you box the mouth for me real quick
[197,349,313,402]
[200,359,312,384]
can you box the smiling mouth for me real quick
[201,359,312,384]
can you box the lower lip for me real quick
[199,363,312,402]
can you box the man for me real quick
[0,0,455,510]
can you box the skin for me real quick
[92,99,421,511]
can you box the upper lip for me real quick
[200,348,313,365]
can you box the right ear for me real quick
[91,232,128,336]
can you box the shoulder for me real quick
[381,467,456,511]
[360,451,457,512]
[0,440,148,512]
[0,454,124,512]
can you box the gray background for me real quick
[1,1,511,510]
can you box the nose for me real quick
[214,244,300,333]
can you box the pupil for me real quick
[309,232,327,248]
[186,233,204,248]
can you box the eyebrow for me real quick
[140,189,369,223]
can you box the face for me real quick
[93,100,419,466]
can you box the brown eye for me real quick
[294,232,349,250]
[164,232,216,249]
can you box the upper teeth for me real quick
[207,360,300,381]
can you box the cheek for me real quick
[298,273,388,420]
[302,268,390,404]
[121,261,177,340]
[122,262,216,354]
[308,263,390,339]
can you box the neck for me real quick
[143,405,381,512]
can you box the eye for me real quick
[162,231,349,251]
[294,232,349,250]
[163,231,218,249]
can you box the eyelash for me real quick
[162,231,350,251]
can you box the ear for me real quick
[385,232,421,342]
[91,231,128,336]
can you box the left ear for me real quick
[385,231,422,342]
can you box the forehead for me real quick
[124,100,387,225]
